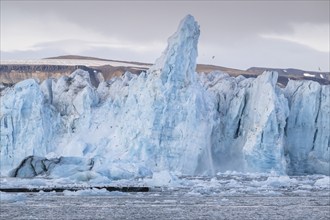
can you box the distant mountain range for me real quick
[1,55,329,87]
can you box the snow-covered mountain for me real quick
[1,15,329,180]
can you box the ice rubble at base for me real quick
[0,15,329,181]
[1,174,329,199]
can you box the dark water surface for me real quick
[1,175,329,219]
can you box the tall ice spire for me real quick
[149,14,200,88]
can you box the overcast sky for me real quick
[1,1,329,71]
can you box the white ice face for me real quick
[1,15,329,180]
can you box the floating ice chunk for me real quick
[63,188,127,196]
[314,176,330,188]
[0,192,27,202]
[148,170,177,186]
[263,176,297,187]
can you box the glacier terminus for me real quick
[0,15,329,181]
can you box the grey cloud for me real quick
[1,49,64,60]
[4,1,329,40]
[1,1,329,71]
[198,35,329,71]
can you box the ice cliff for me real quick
[1,15,329,179]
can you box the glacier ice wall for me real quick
[1,15,329,178]
[1,79,60,171]
[284,81,330,175]
[206,71,289,174]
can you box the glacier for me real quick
[0,15,329,180]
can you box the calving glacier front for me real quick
[1,15,329,179]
